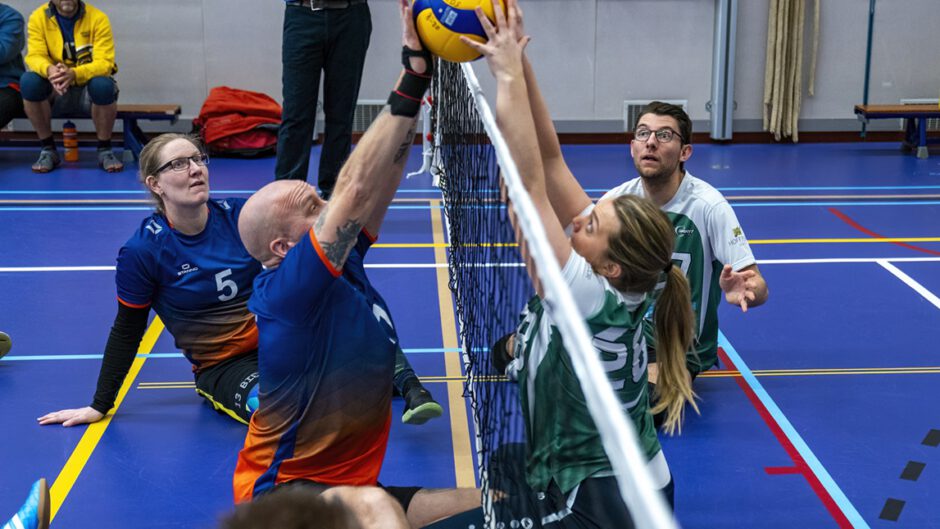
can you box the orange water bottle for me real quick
[63,120,78,162]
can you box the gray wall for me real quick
[5,0,938,134]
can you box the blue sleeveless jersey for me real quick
[115,198,261,371]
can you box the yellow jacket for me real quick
[25,1,117,86]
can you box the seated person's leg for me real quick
[323,487,410,529]
[402,487,481,529]
[0,86,25,130]
[394,346,443,425]
[193,350,259,425]
[19,72,58,173]
[221,484,409,529]
[2,478,49,529]
[0,331,10,359]
[87,76,122,172]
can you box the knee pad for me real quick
[19,72,52,102]
[245,383,259,415]
[86,77,118,106]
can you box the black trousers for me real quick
[0,86,25,129]
[274,2,372,196]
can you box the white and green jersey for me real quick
[601,172,756,373]
[508,251,661,494]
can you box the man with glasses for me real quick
[600,102,768,411]
[20,0,122,173]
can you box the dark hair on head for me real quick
[634,101,691,145]
[137,133,205,215]
[605,194,697,434]
[634,101,692,174]
[220,485,353,529]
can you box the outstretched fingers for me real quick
[400,0,422,50]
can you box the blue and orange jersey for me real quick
[233,227,398,502]
[116,198,261,372]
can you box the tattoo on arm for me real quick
[393,121,418,164]
[319,218,363,270]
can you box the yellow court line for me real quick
[749,237,940,245]
[430,199,476,488]
[699,366,940,378]
[425,366,940,382]
[137,385,195,390]
[49,317,164,521]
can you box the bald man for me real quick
[231,3,480,526]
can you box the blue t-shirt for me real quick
[53,9,77,63]
[234,228,398,500]
[116,198,261,371]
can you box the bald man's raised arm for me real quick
[313,110,418,270]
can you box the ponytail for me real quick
[605,195,699,434]
[649,266,698,435]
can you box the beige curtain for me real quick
[763,0,820,142]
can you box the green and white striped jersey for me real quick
[601,172,756,373]
[508,252,660,494]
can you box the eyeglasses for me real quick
[156,153,210,174]
[633,127,683,144]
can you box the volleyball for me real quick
[412,0,507,63]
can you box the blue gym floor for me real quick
[1,140,938,528]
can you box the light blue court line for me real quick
[0,206,154,211]
[1,353,185,361]
[718,331,870,529]
[8,201,940,212]
[0,348,463,361]
[0,190,256,195]
[4,184,940,195]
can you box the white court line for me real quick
[878,260,940,310]
[758,257,940,265]
[4,258,939,273]
[0,266,116,272]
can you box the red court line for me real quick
[829,207,940,256]
[765,466,802,475]
[718,348,854,529]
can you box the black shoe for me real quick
[491,332,515,375]
[402,386,443,425]
[0,331,10,359]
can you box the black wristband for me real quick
[388,46,433,117]
[401,46,433,76]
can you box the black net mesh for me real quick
[432,60,540,526]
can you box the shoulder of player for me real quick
[208,197,246,217]
[603,177,643,199]
[126,212,170,247]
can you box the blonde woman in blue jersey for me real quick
[37,132,439,429]
[464,2,696,526]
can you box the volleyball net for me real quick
[430,59,679,529]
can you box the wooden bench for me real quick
[116,104,182,160]
[854,104,940,159]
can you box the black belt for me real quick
[291,0,365,9]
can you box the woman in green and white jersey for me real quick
[466,3,697,526]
